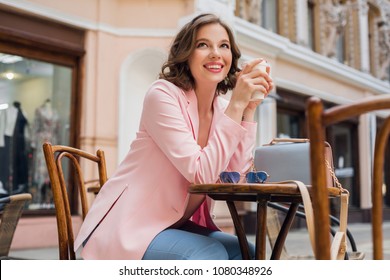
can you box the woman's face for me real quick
[188,23,232,89]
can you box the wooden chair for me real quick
[0,193,32,258]
[307,95,390,259]
[42,142,108,260]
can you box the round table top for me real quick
[189,182,342,197]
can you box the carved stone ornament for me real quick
[238,0,262,25]
[377,20,390,80]
[321,0,349,58]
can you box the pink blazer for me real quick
[74,80,257,259]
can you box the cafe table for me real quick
[189,182,341,260]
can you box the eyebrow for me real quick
[195,38,230,44]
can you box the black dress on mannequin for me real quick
[11,102,29,194]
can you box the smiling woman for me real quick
[160,14,241,95]
[74,13,273,260]
[188,23,232,90]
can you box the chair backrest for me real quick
[0,193,32,257]
[42,142,108,260]
[307,95,390,259]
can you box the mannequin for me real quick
[0,107,9,192]
[0,108,6,195]
[0,102,29,194]
[12,102,29,194]
[0,181,7,198]
[32,99,59,204]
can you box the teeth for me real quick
[207,65,222,69]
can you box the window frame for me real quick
[0,8,85,215]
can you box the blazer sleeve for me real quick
[141,81,250,184]
[226,120,257,174]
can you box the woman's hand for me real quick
[227,58,274,122]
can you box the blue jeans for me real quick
[142,221,255,260]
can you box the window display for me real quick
[31,98,61,206]
[0,53,71,210]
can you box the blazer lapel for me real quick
[210,95,226,135]
[185,89,199,140]
[185,91,227,142]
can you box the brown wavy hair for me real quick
[159,13,241,95]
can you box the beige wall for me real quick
[277,60,367,100]
[17,0,194,28]
[80,31,173,176]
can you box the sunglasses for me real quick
[219,171,269,184]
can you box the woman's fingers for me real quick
[234,58,274,102]
[257,74,274,90]
[242,71,273,92]
[240,58,263,75]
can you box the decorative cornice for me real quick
[275,77,390,117]
[234,16,390,95]
[274,77,352,104]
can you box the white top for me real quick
[0,110,5,147]
[4,105,18,137]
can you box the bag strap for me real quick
[286,180,316,256]
[331,192,349,259]
[279,180,349,260]
[325,156,350,258]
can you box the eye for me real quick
[196,42,208,48]
[221,43,230,49]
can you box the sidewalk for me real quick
[8,222,390,260]
[249,221,390,260]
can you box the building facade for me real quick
[0,0,389,249]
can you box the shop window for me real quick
[307,0,315,50]
[276,90,308,139]
[261,0,278,32]
[0,53,72,209]
[0,8,84,214]
[335,31,346,63]
[277,111,302,139]
[329,123,359,207]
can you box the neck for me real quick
[194,84,216,116]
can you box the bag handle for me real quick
[268,138,309,145]
[268,138,332,148]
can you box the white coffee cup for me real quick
[250,60,270,101]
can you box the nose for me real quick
[209,46,221,59]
